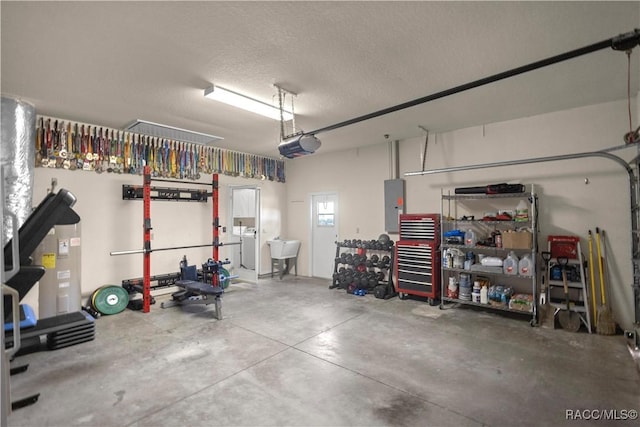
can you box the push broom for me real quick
[587,231,597,332]
[595,228,616,335]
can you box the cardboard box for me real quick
[502,231,532,249]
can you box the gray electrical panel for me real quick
[384,179,405,233]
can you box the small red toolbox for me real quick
[399,214,440,243]
[548,235,580,259]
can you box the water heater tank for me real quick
[34,223,82,318]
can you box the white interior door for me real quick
[230,187,260,283]
[311,193,338,279]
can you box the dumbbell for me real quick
[380,255,391,269]
[368,277,378,289]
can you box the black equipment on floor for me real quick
[3,188,80,316]
[5,310,96,355]
[3,188,94,412]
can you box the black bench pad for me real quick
[176,280,224,296]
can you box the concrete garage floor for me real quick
[7,276,640,427]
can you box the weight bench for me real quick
[160,264,224,320]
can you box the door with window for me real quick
[311,193,338,279]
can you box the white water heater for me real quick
[35,223,82,318]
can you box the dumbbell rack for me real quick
[330,239,395,299]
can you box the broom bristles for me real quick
[597,305,616,335]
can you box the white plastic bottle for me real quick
[503,251,519,275]
[515,199,529,222]
[518,254,533,276]
[472,281,481,303]
[480,285,488,304]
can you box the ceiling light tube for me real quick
[204,85,293,121]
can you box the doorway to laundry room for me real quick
[311,192,338,279]
[230,186,260,283]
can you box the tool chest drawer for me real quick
[395,241,440,300]
[399,214,440,242]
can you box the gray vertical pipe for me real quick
[1,96,36,246]
[394,140,400,179]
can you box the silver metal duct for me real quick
[1,96,35,246]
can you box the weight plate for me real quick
[219,267,231,289]
[90,287,104,310]
[92,285,129,315]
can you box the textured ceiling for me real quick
[2,1,639,157]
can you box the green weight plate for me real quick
[93,285,129,315]
[90,286,106,310]
[219,267,230,289]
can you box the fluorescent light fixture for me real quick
[204,85,293,121]
[125,120,223,145]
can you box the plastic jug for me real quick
[447,276,458,298]
[464,229,477,246]
[515,199,529,222]
[443,248,451,268]
[518,254,533,276]
[503,251,519,275]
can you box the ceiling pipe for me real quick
[404,150,632,177]
[303,29,640,138]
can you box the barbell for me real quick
[110,241,241,256]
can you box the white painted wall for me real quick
[18,97,639,329]
[23,169,286,313]
[286,98,638,330]
[286,143,390,275]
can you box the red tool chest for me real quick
[395,214,441,304]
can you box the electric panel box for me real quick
[384,179,405,233]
